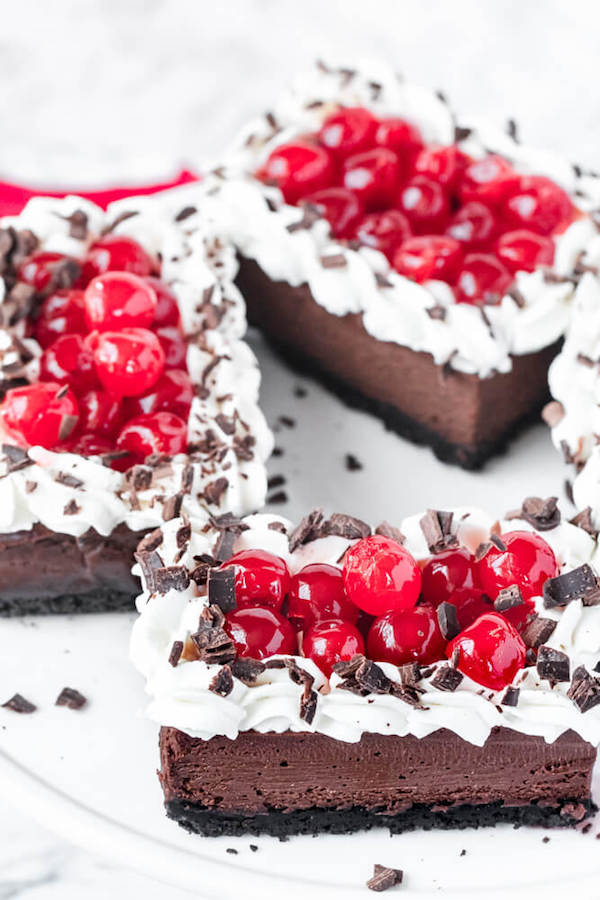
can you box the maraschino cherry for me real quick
[261,140,334,204]
[301,188,363,238]
[115,411,187,465]
[319,107,377,157]
[220,550,291,611]
[92,328,165,396]
[393,236,462,283]
[420,547,478,607]
[303,619,365,676]
[397,176,450,233]
[225,607,296,659]
[502,175,574,235]
[342,148,401,210]
[496,230,555,273]
[125,369,193,420]
[287,563,359,631]
[82,234,156,281]
[455,253,512,304]
[78,389,124,437]
[0,382,79,448]
[367,604,447,666]
[476,530,558,602]
[35,290,87,348]
[343,535,421,615]
[353,210,411,260]
[84,272,157,331]
[39,333,98,393]
[18,251,72,293]
[447,611,526,690]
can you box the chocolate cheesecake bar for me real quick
[131,502,600,837]
[0,189,271,615]
[212,60,600,468]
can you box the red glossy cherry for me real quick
[375,117,423,158]
[68,433,113,457]
[445,202,497,248]
[342,148,401,210]
[455,253,512,304]
[220,549,291,612]
[39,333,98,393]
[318,107,377,157]
[447,611,526,690]
[154,326,187,370]
[124,369,193,420]
[145,278,180,327]
[367,604,447,666]
[353,209,412,260]
[115,411,188,465]
[496,229,555,273]
[78,389,124,437]
[343,534,421,616]
[0,382,79,449]
[448,587,494,631]
[225,607,296,659]
[18,251,69,293]
[420,548,478,607]
[287,563,359,632]
[260,140,335,204]
[35,290,87,348]
[397,176,450,233]
[303,619,365,677]
[459,155,520,206]
[301,187,363,238]
[476,530,558,602]
[393,235,463,283]
[502,175,574,236]
[413,144,461,188]
[82,235,156,281]
[84,272,157,332]
[92,328,165,397]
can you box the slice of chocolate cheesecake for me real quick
[0,189,271,615]
[131,503,600,837]
[212,60,600,468]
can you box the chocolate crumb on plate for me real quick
[345,453,363,471]
[55,687,87,710]
[249,844,258,852]
[460,849,467,857]
[278,415,296,428]
[267,490,288,504]
[2,693,36,713]
[367,864,403,892]
[226,847,238,855]
[293,385,307,398]
[267,474,286,490]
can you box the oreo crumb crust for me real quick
[367,864,403,892]
[55,687,87,710]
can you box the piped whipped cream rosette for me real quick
[208,58,600,378]
[0,187,272,541]
[130,499,600,748]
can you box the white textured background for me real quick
[1,1,599,897]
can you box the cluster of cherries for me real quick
[222,528,559,691]
[0,235,193,468]
[258,107,577,303]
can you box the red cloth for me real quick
[0,168,200,216]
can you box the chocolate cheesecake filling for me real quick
[237,257,559,470]
[160,726,596,837]
[0,522,144,615]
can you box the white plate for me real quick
[1,333,598,899]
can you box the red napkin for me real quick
[0,168,200,217]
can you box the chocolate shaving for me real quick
[521,615,557,649]
[213,529,236,564]
[168,641,183,667]
[569,507,598,538]
[320,513,371,541]
[134,549,164,592]
[137,528,163,553]
[63,499,81,515]
[126,465,153,492]
[367,864,403,892]
[419,509,458,553]
[55,687,87,710]
[320,253,347,269]
[1,444,32,474]
[181,464,194,494]
[176,523,191,549]
[490,533,507,551]
[300,684,318,725]
[65,209,88,240]
[174,205,197,222]
[436,602,460,640]
[190,554,215,586]
[203,477,229,506]
[289,508,324,552]
[506,496,560,531]
[430,665,463,692]
[567,665,600,713]
[537,645,570,683]
[207,566,236,613]
[334,655,396,698]
[543,564,600,609]
[25,480,37,493]
[542,400,565,428]
[454,125,473,142]
[2,693,36,713]
[209,665,234,697]
[494,585,524,612]
[230,658,266,684]
[345,453,363,471]
[58,414,78,442]
[268,520,288,534]
[374,521,405,544]
[215,413,236,435]
[397,663,421,686]
[155,566,190,594]
[55,472,84,490]
[162,492,184,522]
[190,605,236,665]
[426,304,447,321]
[501,686,520,707]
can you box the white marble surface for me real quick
[1,0,600,896]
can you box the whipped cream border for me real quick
[0,187,272,538]
[209,59,600,377]
[130,504,600,747]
